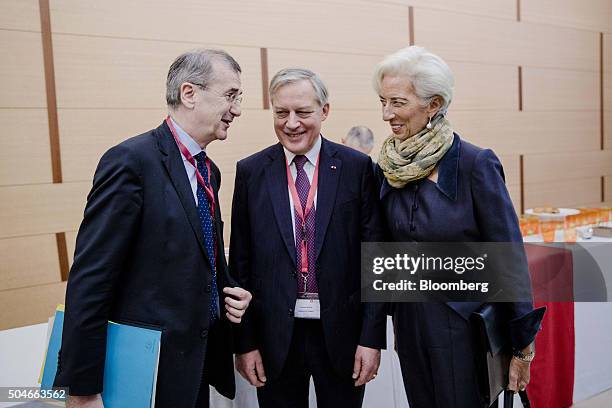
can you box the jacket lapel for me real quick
[314,138,341,259]
[265,144,297,265]
[156,122,209,260]
[435,133,460,201]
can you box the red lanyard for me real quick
[285,154,320,275]
[165,116,216,217]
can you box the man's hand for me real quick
[223,287,252,323]
[507,345,533,392]
[66,394,104,408]
[236,349,267,387]
[352,345,381,387]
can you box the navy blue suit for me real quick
[55,121,238,407]
[230,138,387,406]
[379,134,544,407]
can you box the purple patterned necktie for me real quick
[293,155,318,295]
[194,152,218,322]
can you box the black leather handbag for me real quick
[471,303,524,408]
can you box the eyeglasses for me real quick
[191,83,243,106]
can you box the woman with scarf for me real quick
[374,46,545,407]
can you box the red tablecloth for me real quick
[525,244,575,408]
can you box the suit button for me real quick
[205,284,211,293]
[288,308,294,316]
[200,329,208,339]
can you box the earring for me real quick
[426,116,433,130]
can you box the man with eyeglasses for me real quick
[55,49,252,408]
[230,68,387,407]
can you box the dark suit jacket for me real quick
[229,138,387,380]
[379,134,544,350]
[54,121,238,406]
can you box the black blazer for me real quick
[54,121,238,406]
[229,138,387,381]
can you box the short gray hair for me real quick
[345,126,374,150]
[166,49,241,109]
[373,46,454,113]
[269,68,329,106]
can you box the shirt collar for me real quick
[169,116,204,159]
[283,135,322,166]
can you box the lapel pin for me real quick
[330,165,337,170]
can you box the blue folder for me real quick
[41,307,161,408]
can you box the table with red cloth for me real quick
[525,244,575,408]
[523,238,612,408]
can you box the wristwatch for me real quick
[513,348,535,363]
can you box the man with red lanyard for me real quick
[55,49,252,408]
[231,68,387,407]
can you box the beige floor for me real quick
[572,388,612,408]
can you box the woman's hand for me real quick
[507,344,533,392]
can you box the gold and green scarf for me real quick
[378,116,454,188]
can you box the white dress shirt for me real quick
[169,117,205,205]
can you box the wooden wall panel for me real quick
[523,151,612,184]
[604,34,611,150]
[524,177,601,208]
[450,62,517,111]
[322,109,391,157]
[497,153,521,213]
[0,282,66,330]
[53,35,262,109]
[216,172,235,243]
[497,154,520,187]
[516,22,599,71]
[414,8,598,71]
[449,111,600,154]
[50,0,409,56]
[267,50,381,110]
[606,176,612,203]
[0,30,46,108]
[66,230,77,268]
[207,110,279,176]
[522,0,612,33]
[0,234,61,291]
[59,108,165,182]
[522,68,598,111]
[373,0,515,20]
[413,8,520,67]
[606,109,612,152]
[0,183,89,238]
[0,0,40,31]
[507,184,521,214]
[0,109,52,186]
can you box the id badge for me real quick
[294,293,320,319]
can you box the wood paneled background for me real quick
[1,0,611,329]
